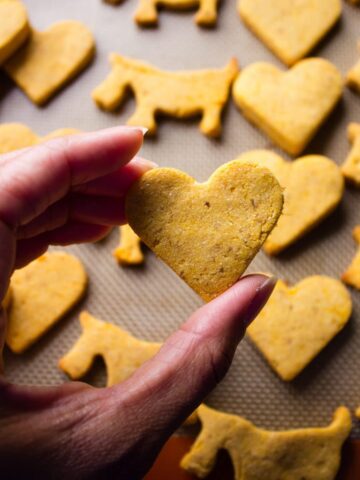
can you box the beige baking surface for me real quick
[1,0,360,436]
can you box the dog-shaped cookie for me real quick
[181,404,351,480]
[92,54,238,137]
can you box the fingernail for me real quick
[243,275,277,329]
[133,156,158,169]
[130,126,148,136]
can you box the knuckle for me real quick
[203,340,234,386]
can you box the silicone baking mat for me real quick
[1,0,360,436]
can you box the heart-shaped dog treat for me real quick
[126,162,283,301]
[7,252,87,353]
[0,122,79,154]
[247,276,352,381]
[4,20,95,105]
[236,150,344,254]
[238,0,341,66]
[0,0,29,64]
[232,58,342,156]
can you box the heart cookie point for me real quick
[6,252,87,353]
[232,58,342,156]
[238,0,341,66]
[236,150,344,254]
[126,162,283,301]
[0,0,30,65]
[247,275,352,381]
[4,20,95,105]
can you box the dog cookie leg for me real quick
[113,225,144,265]
[127,103,157,134]
[58,313,100,379]
[195,0,217,26]
[200,103,222,137]
[92,69,129,111]
[134,0,159,26]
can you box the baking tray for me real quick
[1,0,360,437]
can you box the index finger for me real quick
[0,127,144,229]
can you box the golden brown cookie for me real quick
[232,58,342,156]
[4,21,95,105]
[236,150,344,255]
[113,225,144,265]
[238,0,341,66]
[347,41,360,93]
[0,0,30,64]
[247,276,352,381]
[341,123,360,185]
[59,311,199,424]
[126,161,283,302]
[40,128,80,142]
[7,252,87,353]
[342,226,360,289]
[59,311,161,385]
[134,0,218,27]
[181,404,351,480]
[92,54,238,137]
[2,288,12,310]
[0,122,79,154]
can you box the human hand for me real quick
[0,128,275,479]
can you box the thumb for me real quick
[84,274,276,476]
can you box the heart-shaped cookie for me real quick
[0,0,29,64]
[247,276,352,381]
[0,122,79,154]
[7,252,87,353]
[126,162,283,301]
[236,150,344,254]
[238,0,341,66]
[232,58,342,156]
[4,20,95,105]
